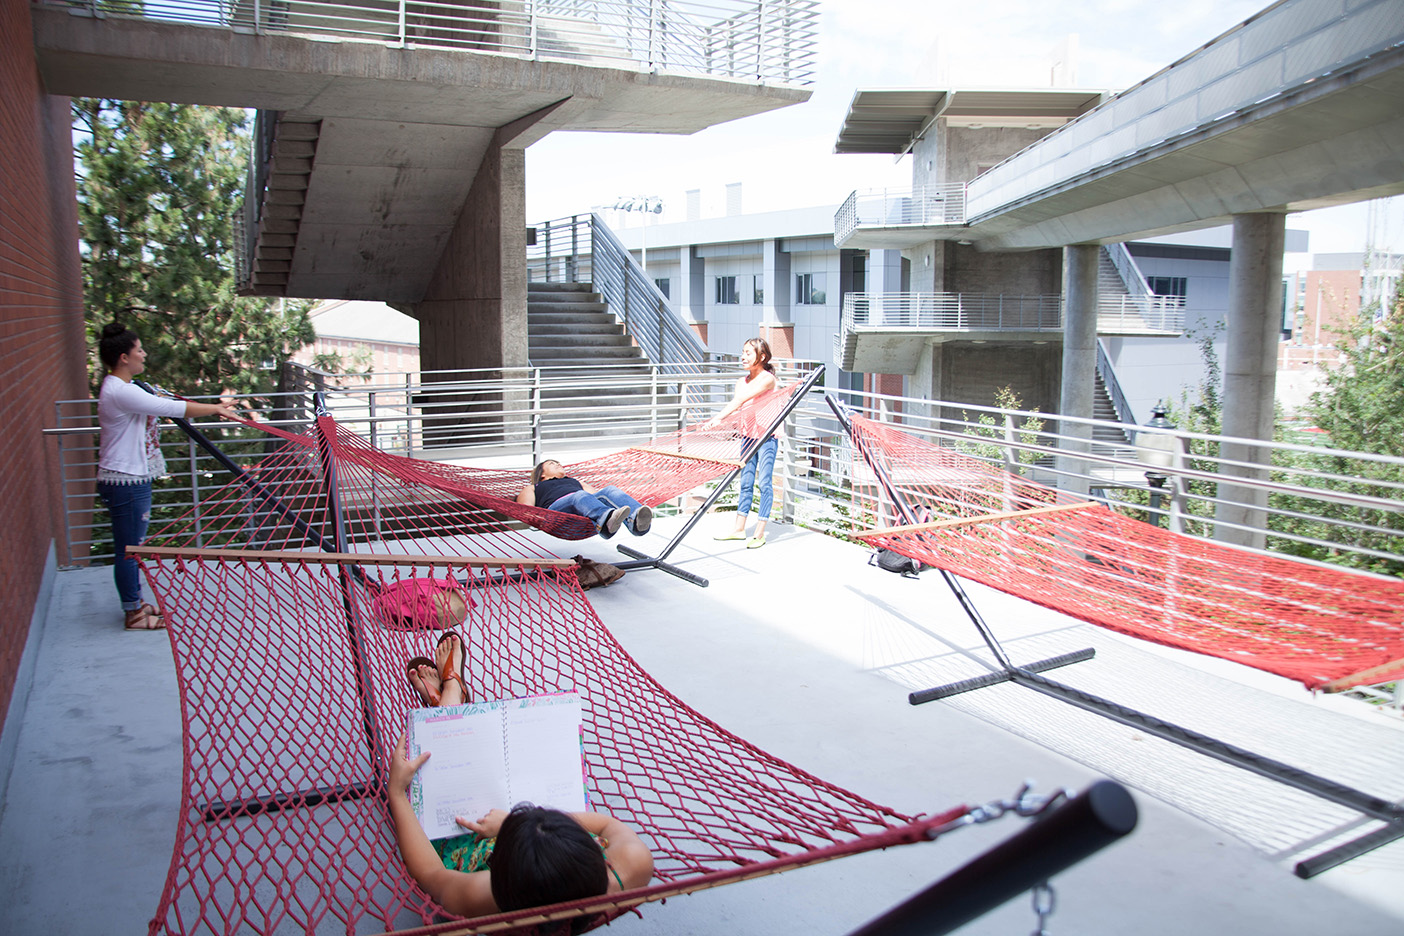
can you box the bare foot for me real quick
[405,656,441,706]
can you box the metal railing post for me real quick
[530,369,543,467]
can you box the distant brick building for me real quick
[1281,252,1403,371]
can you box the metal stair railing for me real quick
[1103,242,1185,332]
[1095,338,1135,428]
[528,213,711,384]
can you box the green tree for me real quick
[1273,280,1404,575]
[73,99,314,398]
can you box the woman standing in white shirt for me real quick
[96,322,238,630]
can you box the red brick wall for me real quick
[0,2,90,727]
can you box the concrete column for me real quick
[676,244,706,324]
[1215,212,1286,549]
[408,135,528,444]
[1058,244,1099,496]
[762,238,790,326]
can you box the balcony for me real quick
[15,369,1404,934]
[835,291,1060,372]
[834,185,967,248]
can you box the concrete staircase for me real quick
[527,282,672,441]
[1093,371,1132,447]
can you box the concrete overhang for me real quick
[840,329,1058,374]
[835,88,1107,155]
[963,45,1404,251]
[33,7,810,300]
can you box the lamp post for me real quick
[611,196,664,276]
[1136,403,1177,527]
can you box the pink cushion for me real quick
[371,577,472,631]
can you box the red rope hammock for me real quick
[844,413,1404,692]
[132,405,967,936]
[187,383,803,545]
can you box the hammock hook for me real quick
[966,781,1068,825]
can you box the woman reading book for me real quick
[390,631,654,928]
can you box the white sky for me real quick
[523,0,1404,273]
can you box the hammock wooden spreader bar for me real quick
[133,543,982,936]
[829,397,1404,878]
[853,501,1102,538]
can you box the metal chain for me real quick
[1029,881,1056,936]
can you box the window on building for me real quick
[1146,276,1188,298]
[796,272,827,305]
[752,275,764,304]
[654,277,670,299]
[715,276,739,304]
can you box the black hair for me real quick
[530,460,559,486]
[98,322,140,369]
[488,804,608,928]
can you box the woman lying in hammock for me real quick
[389,632,655,928]
[517,459,653,538]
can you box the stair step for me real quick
[527,294,606,307]
[531,347,644,361]
[526,281,594,293]
[530,334,633,349]
[530,322,622,337]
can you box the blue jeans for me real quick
[737,437,778,520]
[548,486,644,535]
[97,479,153,610]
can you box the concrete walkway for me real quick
[2,516,1402,935]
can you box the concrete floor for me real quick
[2,516,1402,936]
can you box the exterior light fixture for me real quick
[1136,402,1177,526]
[611,196,664,274]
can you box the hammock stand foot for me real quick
[1294,821,1404,879]
[614,545,709,587]
[846,780,1137,936]
[909,648,1095,704]
[199,782,369,823]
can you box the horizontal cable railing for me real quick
[45,363,1404,698]
[834,184,968,241]
[966,0,1404,218]
[841,292,1063,332]
[42,0,820,85]
[48,363,1402,569]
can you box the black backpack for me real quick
[869,547,925,579]
[868,507,931,579]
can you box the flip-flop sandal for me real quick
[436,631,467,700]
[125,603,165,631]
[405,656,440,706]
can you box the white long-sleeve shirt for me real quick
[98,376,186,479]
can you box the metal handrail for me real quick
[45,0,821,85]
[527,213,710,378]
[841,292,1062,332]
[47,366,1404,582]
[1095,338,1134,426]
[1104,242,1186,331]
[834,184,968,241]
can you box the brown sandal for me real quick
[436,631,467,701]
[125,603,165,631]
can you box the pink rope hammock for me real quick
[130,403,971,936]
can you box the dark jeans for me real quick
[97,479,152,610]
